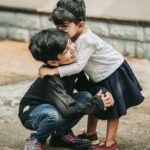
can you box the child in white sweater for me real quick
[39,0,144,149]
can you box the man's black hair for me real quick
[51,0,86,25]
[29,28,68,63]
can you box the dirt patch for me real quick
[0,72,34,85]
[0,40,41,84]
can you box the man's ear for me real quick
[79,21,85,28]
[47,60,59,66]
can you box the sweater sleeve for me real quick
[58,41,94,77]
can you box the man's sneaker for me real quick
[49,132,91,150]
[77,131,99,145]
[24,137,42,150]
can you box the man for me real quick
[18,28,114,150]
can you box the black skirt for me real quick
[88,60,144,120]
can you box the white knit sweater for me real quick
[58,29,124,82]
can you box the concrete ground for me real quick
[0,40,150,150]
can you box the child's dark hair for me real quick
[29,28,68,63]
[51,0,86,25]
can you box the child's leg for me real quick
[87,114,98,134]
[105,118,119,146]
[78,114,99,145]
[75,92,99,145]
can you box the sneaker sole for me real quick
[50,143,91,150]
[73,144,91,150]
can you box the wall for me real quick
[0,9,150,60]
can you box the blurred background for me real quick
[0,0,150,150]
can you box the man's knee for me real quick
[73,91,92,102]
[80,91,92,101]
[43,109,64,126]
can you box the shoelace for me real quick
[24,138,42,150]
[24,138,32,150]
[36,143,42,150]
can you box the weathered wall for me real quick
[0,10,150,60]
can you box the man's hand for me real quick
[96,91,114,111]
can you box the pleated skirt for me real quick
[88,61,144,120]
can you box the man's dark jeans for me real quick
[24,91,92,144]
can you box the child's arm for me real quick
[58,43,94,77]
[39,42,94,78]
[38,52,78,78]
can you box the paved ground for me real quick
[0,40,150,150]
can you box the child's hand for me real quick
[38,65,56,79]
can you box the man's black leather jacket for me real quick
[19,74,104,124]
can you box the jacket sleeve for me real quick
[42,76,104,118]
[84,80,110,96]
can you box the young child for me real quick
[19,28,114,150]
[38,0,144,149]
